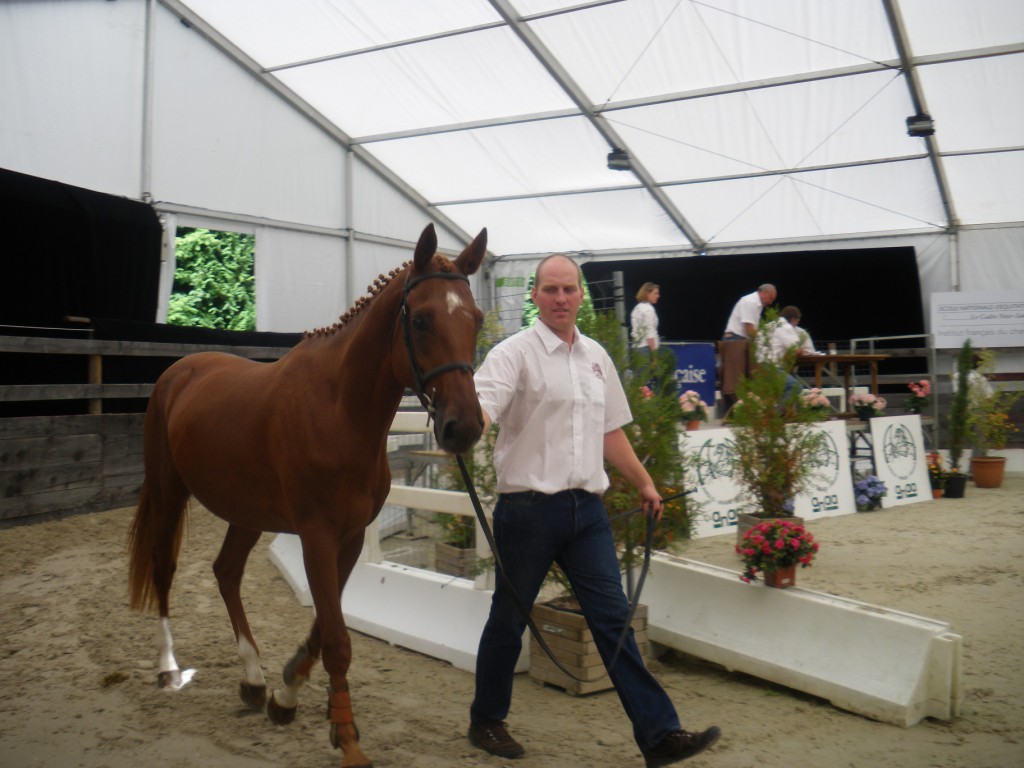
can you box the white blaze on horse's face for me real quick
[445,287,463,314]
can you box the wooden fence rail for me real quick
[1,334,292,527]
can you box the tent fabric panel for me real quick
[527,0,896,106]
[151,4,346,230]
[920,55,1024,153]
[663,159,944,244]
[275,26,574,139]
[0,0,144,198]
[900,0,1024,55]
[611,70,915,183]
[958,226,1024,294]
[350,156,465,250]
[437,188,689,256]
[185,0,501,70]
[254,227,347,333]
[943,152,1024,225]
[363,117,623,202]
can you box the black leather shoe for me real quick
[642,726,721,767]
[468,720,525,759]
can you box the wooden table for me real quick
[796,353,890,409]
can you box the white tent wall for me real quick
[149,2,346,232]
[254,227,346,333]
[0,0,146,198]
[351,156,469,255]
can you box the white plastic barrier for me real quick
[268,409,963,720]
[268,534,512,673]
[641,553,962,727]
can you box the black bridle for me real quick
[400,270,475,416]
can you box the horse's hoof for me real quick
[267,692,297,725]
[240,682,267,709]
[157,669,181,689]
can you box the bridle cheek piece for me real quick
[400,271,475,421]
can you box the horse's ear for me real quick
[455,228,487,277]
[413,224,438,273]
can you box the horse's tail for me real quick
[127,405,188,614]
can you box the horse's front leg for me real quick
[301,528,371,768]
[267,619,321,724]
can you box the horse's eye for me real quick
[412,314,429,332]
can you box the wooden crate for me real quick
[528,601,648,695]
[435,541,476,578]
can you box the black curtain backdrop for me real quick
[581,247,925,349]
[0,167,162,327]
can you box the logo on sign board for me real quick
[806,429,841,491]
[694,437,744,505]
[881,422,918,480]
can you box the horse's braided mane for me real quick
[302,254,457,339]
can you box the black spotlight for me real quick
[906,113,935,137]
[607,147,632,171]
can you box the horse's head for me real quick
[396,224,487,454]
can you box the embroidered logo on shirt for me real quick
[592,363,604,380]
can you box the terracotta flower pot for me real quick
[763,564,797,589]
[970,456,1007,489]
[686,419,701,431]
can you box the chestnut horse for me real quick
[128,224,486,768]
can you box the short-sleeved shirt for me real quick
[760,320,819,363]
[630,301,659,349]
[474,321,632,495]
[723,291,764,338]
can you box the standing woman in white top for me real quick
[630,282,661,354]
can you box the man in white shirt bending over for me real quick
[720,283,777,410]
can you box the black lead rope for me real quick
[455,454,587,683]
[606,490,691,672]
[456,452,689,682]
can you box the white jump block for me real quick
[268,533,525,674]
[642,553,962,727]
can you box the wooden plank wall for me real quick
[0,334,292,528]
[0,413,145,525]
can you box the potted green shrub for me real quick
[728,312,828,541]
[965,349,1021,488]
[945,340,973,497]
[434,512,477,577]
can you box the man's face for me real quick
[532,256,583,337]
[759,288,777,306]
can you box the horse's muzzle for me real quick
[434,406,484,455]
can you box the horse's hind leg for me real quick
[213,524,267,709]
[128,468,191,689]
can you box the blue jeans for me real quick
[470,489,681,750]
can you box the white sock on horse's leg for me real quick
[238,635,266,687]
[157,617,182,688]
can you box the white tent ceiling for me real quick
[125,0,1015,260]
[169,0,1024,257]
